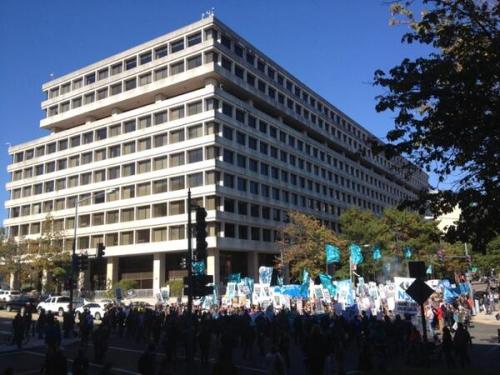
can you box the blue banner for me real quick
[426,265,432,274]
[349,243,363,265]
[259,266,273,285]
[319,273,337,296]
[280,285,303,298]
[299,269,310,298]
[227,273,241,283]
[325,244,341,264]
[242,277,254,294]
[372,245,382,261]
[403,246,412,259]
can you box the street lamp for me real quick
[68,187,117,312]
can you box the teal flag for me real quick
[319,273,337,296]
[403,246,412,259]
[192,261,206,275]
[372,245,382,261]
[426,265,432,274]
[349,243,363,265]
[227,273,241,283]
[325,244,341,264]
[300,269,310,298]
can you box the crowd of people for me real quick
[4,292,482,375]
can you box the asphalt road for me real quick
[0,310,499,375]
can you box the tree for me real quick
[472,235,500,275]
[340,207,442,279]
[280,211,347,280]
[0,237,27,289]
[374,0,499,251]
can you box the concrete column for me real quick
[153,253,166,291]
[106,257,119,289]
[247,251,259,280]
[41,269,49,294]
[206,248,220,285]
[9,272,17,290]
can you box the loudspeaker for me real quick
[408,261,426,278]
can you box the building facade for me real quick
[4,17,428,290]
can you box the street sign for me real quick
[405,278,434,305]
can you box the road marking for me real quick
[23,350,140,375]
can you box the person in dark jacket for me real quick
[138,343,156,375]
[12,312,25,349]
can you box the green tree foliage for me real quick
[280,211,346,280]
[374,0,499,251]
[473,235,500,274]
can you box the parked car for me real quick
[75,303,106,320]
[0,290,21,305]
[4,295,38,313]
[37,296,74,316]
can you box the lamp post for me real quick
[68,188,117,312]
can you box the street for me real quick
[0,310,499,374]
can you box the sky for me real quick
[0,0,433,223]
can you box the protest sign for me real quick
[394,277,416,302]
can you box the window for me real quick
[140,51,152,65]
[92,213,104,226]
[225,223,235,238]
[47,143,56,154]
[151,203,167,218]
[106,233,119,247]
[205,170,220,185]
[106,211,119,224]
[94,169,105,182]
[107,167,120,180]
[121,208,134,222]
[121,185,135,199]
[205,121,219,135]
[85,73,95,85]
[170,106,184,120]
[169,200,185,215]
[124,120,136,133]
[82,131,93,144]
[169,129,184,143]
[109,124,121,137]
[68,175,78,188]
[136,206,150,220]
[73,79,82,90]
[153,179,168,194]
[111,83,122,95]
[122,163,135,177]
[137,182,151,197]
[125,78,136,91]
[171,38,184,53]
[138,138,151,151]
[170,61,184,75]
[139,73,152,86]
[84,93,95,104]
[154,66,168,80]
[223,125,233,140]
[96,128,107,141]
[169,226,185,240]
[153,228,167,242]
[154,111,167,125]
[222,102,233,116]
[188,124,203,139]
[111,63,122,75]
[187,101,202,116]
[153,156,168,170]
[98,68,108,80]
[125,57,137,70]
[72,97,82,108]
[206,145,220,159]
[223,149,234,164]
[78,214,91,228]
[188,148,203,163]
[188,172,203,187]
[169,176,185,191]
[169,152,185,167]
[120,232,134,245]
[78,237,90,249]
[155,44,168,59]
[187,55,202,69]
[95,149,106,162]
[136,230,150,243]
[139,115,152,129]
[187,32,201,46]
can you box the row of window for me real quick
[216,101,409,200]
[45,51,208,117]
[8,170,218,218]
[12,99,215,167]
[44,29,206,100]
[9,220,281,251]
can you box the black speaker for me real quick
[408,261,426,278]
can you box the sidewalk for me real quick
[472,312,500,325]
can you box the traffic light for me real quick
[97,243,106,258]
[183,275,214,297]
[77,254,89,271]
[195,207,208,261]
[179,257,187,270]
